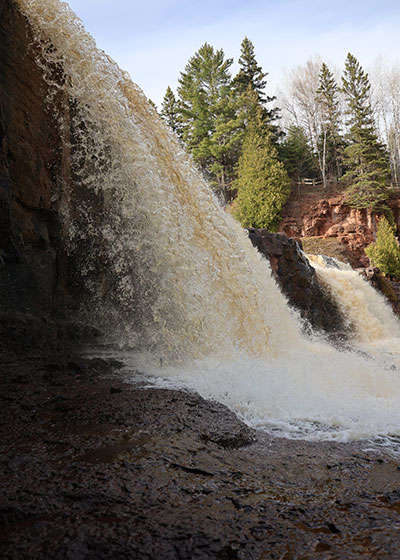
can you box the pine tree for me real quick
[233,37,279,126]
[365,217,400,277]
[177,43,242,202]
[341,53,390,209]
[234,107,291,230]
[279,125,318,182]
[161,86,182,137]
[316,62,343,184]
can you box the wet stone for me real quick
[2,352,400,559]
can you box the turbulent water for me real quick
[17,0,400,445]
[308,255,400,347]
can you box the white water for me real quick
[308,254,400,356]
[17,0,400,446]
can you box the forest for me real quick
[153,38,400,276]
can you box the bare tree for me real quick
[279,57,346,188]
[370,58,400,185]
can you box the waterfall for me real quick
[307,254,400,346]
[16,0,400,445]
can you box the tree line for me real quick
[155,38,398,230]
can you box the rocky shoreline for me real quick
[2,351,400,559]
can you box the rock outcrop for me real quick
[279,185,400,268]
[248,229,346,338]
[0,0,91,350]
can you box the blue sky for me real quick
[66,0,400,107]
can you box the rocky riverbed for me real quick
[2,351,400,559]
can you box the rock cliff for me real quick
[248,229,346,338]
[0,0,92,350]
[279,184,400,268]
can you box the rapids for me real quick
[16,0,400,446]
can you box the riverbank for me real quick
[2,351,400,559]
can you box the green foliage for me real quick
[177,43,242,202]
[147,98,158,111]
[341,53,390,210]
[316,62,344,180]
[279,125,318,181]
[234,109,291,230]
[233,37,280,137]
[365,217,400,277]
[161,86,183,137]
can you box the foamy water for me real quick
[17,0,400,448]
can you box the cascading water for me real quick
[16,0,400,446]
[307,254,400,346]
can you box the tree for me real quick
[177,43,242,202]
[279,125,319,182]
[280,58,323,154]
[341,53,390,209]
[365,217,400,277]
[161,86,182,137]
[147,98,158,111]
[316,62,343,185]
[233,37,278,125]
[370,59,400,185]
[234,107,291,230]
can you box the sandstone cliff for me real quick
[279,184,400,268]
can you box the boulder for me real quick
[248,229,346,338]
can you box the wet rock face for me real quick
[0,0,66,326]
[248,229,346,337]
[0,0,96,350]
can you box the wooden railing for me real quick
[296,178,323,186]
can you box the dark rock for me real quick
[248,228,346,337]
[360,267,400,318]
[2,354,400,559]
[0,0,101,352]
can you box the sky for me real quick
[66,0,400,107]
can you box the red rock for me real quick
[279,185,400,268]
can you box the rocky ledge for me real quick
[2,352,400,559]
[279,185,400,268]
[248,229,346,338]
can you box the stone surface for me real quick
[2,353,400,560]
[0,0,65,341]
[279,185,400,268]
[248,228,346,338]
[0,0,101,351]
[1,0,62,315]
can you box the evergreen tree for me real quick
[279,125,318,182]
[161,86,182,137]
[341,53,390,209]
[365,217,400,277]
[233,37,279,126]
[177,43,242,202]
[234,107,291,230]
[316,62,343,184]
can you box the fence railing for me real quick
[296,178,323,186]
